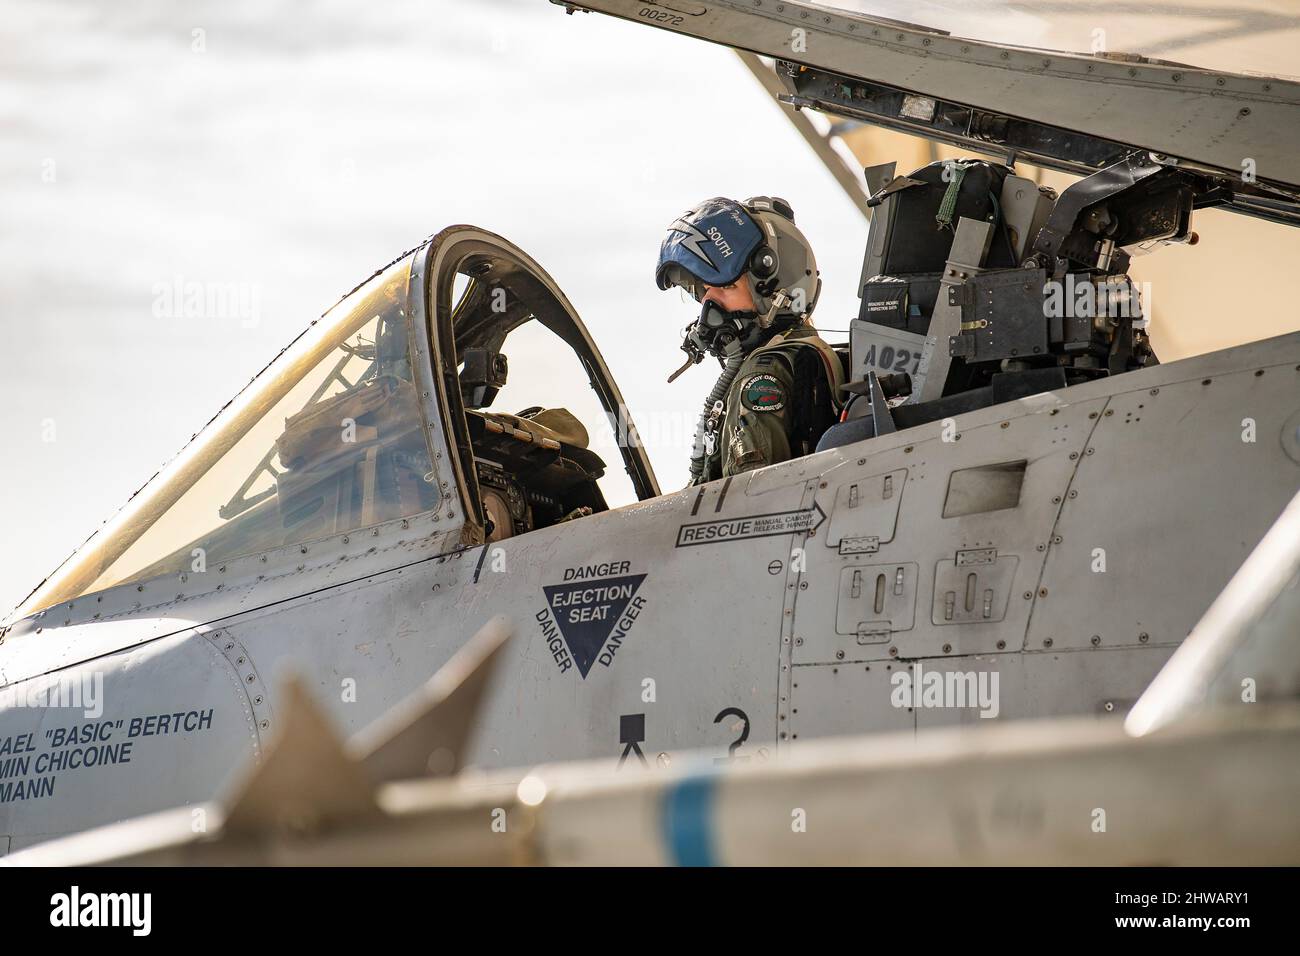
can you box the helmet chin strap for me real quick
[756,288,792,330]
[748,270,804,330]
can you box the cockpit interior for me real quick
[442,249,648,542]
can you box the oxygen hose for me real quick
[688,340,745,482]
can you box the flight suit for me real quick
[697,325,844,483]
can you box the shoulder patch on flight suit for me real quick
[740,373,786,412]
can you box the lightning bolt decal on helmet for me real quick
[655,197,764,294]
[665,216,716,271]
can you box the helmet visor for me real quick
[655,198,763,294]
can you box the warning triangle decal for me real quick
[542,574,647,679]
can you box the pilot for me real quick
[656,196,843,484]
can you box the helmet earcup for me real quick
[749,245,779,293]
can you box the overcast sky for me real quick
[0,0,870,613]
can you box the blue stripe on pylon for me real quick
[661,772,719,867]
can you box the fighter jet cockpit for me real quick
[442,247,648,542]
